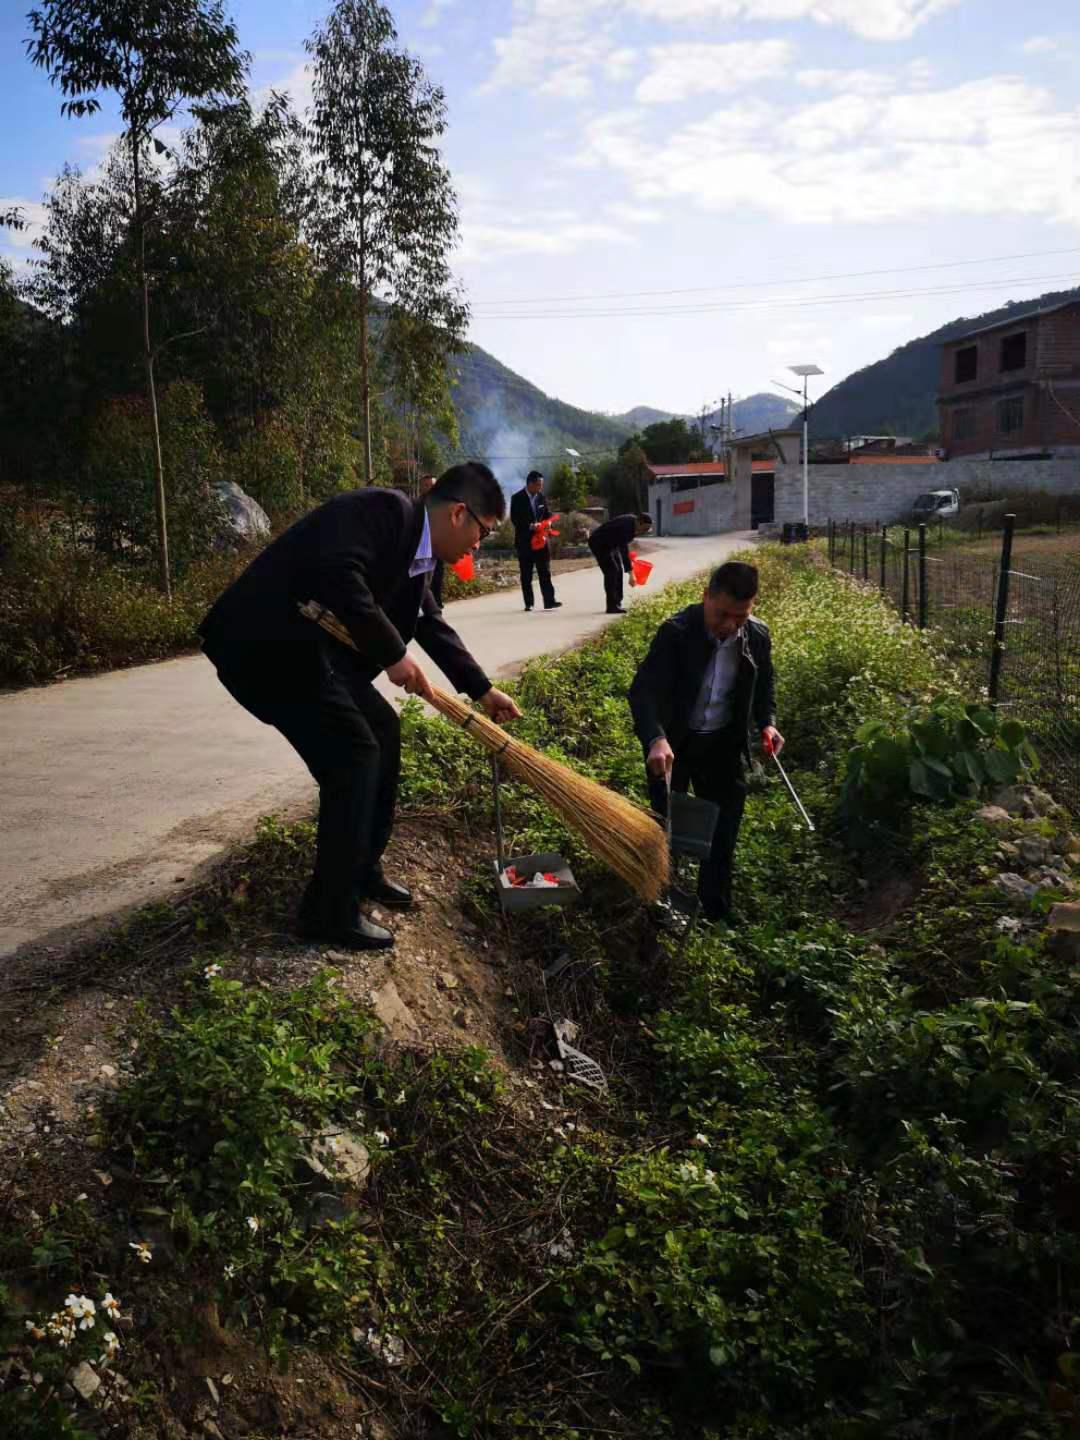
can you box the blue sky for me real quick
[3,0,1080,418]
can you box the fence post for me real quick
[849,519,856,572]
[988,513,1015,706]
[828,518,834,564]
[862,525,869,582]
[901,527,911,623]
[918,523,928,629]
[879,525,887,592]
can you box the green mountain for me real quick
[450,343,633,491]
[449,344,802,492]
[810,284,1080,440]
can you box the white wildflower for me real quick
[204,963,222,979]
[66,1294,96,1329]
[99,1331,120,1363]
[372,1129,390,1147]
[246,1215,260,1234]
[364,1328,405,1367]
[25,1321,46,1341]
[394,1089,407,1105]
[677,1162,697,1182]
[129,1241,152,1264]
[224,1263,236,1280]
[101,1293,121,1319]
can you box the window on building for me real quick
[997,396,1024,434]
[953,409,975,441]
[954,346,977,383]
[1000,332,1027,372]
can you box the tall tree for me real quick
[26,0,248,596]
[306,0,467,483]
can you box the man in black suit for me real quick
[199,463,520,951]
[588,512,652,613]
[510,470,561,612]
[629,561,783,925]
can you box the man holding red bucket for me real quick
[510,470,562,613]
[587,511,653,614]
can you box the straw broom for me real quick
[298,600,669,902]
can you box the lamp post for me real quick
[773,364,823,527]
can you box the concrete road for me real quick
[0,531,753,957]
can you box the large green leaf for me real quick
[984,748,1020,785]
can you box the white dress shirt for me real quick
[688,629,742,733]
[409,509,436,578]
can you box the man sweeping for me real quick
[588,512,653,613]
[629,560,783,926]
[199,463,520,952]
[510,470,561,612]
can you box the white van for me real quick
[911,489,960,521]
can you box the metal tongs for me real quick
[763,733,815,832]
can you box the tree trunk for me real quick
[133,136,171,598]
[359,229,372,484]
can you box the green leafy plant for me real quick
[840,699,1038,845]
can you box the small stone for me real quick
[69,1360,101,1401]
[975,804,1012,828]
[1019,838,1051,866]
[453,1008,471,1029]
[998,841,1020,859]
[99,1064,117,1078]
[549,1059,565,1073]
[205,1376,220,1406]
[325,950,353,964]
[436,971,459,991]
[993,872,1036,902]
[995,916,1024,937]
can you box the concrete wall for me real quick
[649,455,1080,533]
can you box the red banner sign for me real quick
[673,500,695,515]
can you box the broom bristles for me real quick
[298,600,669,902]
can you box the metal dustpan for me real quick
[553,1019,606,1092]
[668,791,720,860]
[490,756,581,914]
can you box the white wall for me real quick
[649,456,1080,533]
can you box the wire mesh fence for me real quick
[826,517,1080,817]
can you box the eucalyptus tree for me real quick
[306,0,467,483]
[25,0,248,596]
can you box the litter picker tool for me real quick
[299,600,669,902]
[763,734,815,833]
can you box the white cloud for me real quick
[421,0,456,27]
[575,73,1080,228]
[636,40,792,104]
[1022,35,1055,55]
[457,217,631,263]
[607,201,664,223]
[796,58,933,95]
[0,199,48,251]
[623,0,959,42]
[484,0,959,95]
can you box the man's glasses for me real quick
[461,501,492,543]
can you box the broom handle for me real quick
[299,600,487,729]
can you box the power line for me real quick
[468,246,1080,310]
[467,270,1080,321]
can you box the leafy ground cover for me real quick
[2,546,1079,1439]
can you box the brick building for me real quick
[938,299,1080,458]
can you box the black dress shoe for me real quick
[367,875,414,910]
[544,601,563,609]
[524,605,533,612]
[606,606,626,614]
[297,914,394,950]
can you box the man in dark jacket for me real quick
[199,463,520,951]
[629,560,783,924]
[588,512,652,613]
[509,470,560,612]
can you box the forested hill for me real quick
[811,284,1080,440]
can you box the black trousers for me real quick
[215,658,400,928]
[516,544,555,608]
[647,727,747,920]
[590,542,625,610]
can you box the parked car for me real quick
[911,488,960,522]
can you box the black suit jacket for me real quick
[629,604,776,760]
[588,514,637,572]
[510,488,551,551]
[199,488,490,700]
